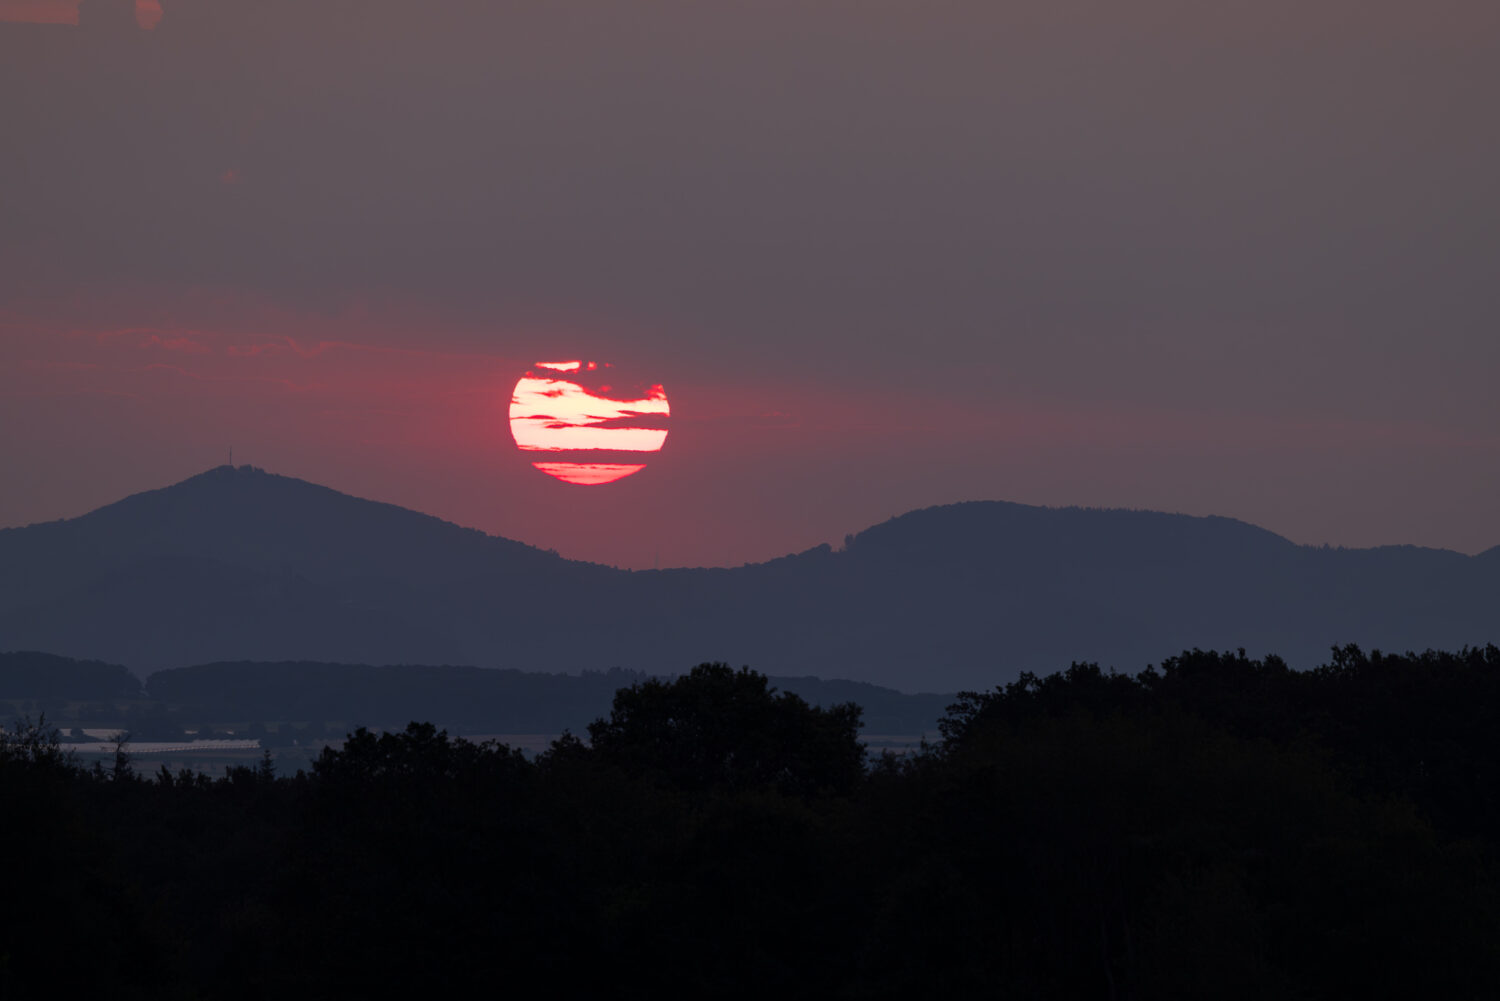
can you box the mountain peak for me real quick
[847,499,1298,568]
[0,469,1493,688]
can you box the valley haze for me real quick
[1,466,1493,692]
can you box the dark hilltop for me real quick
[0,465,1494,690]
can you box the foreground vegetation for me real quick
[4,647,1500,999]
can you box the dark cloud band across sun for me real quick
[509,361,670,485]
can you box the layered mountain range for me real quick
[1,466,1494,691]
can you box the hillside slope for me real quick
[1,467,1493,690]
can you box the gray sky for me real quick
[2,0,1497,567]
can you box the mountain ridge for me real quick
[0,466,1494,690]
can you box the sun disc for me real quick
[509,361,669,485]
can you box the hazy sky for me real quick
[2,0,1497,568]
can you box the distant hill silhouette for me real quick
[0,650,950,738]
[0,650,141,702]
[0,466,1494,690]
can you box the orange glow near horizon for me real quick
[509,361,669,485]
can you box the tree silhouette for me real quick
[587,663,865,796]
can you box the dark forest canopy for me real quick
[4,646,1500,998]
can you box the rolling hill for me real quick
[0,465,1494,691]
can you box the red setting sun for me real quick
[509,361,669,485]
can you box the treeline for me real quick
[3,648,1500,998]
[0,652,951,738]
